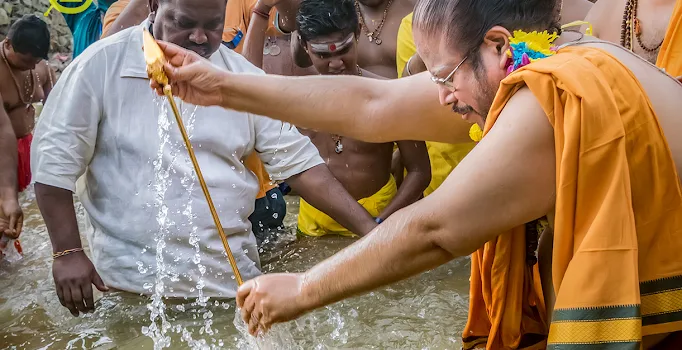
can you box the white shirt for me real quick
[31,22,323,298]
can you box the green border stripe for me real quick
[552,306,640,322]
[643,309,682,326]
[640,275,682,295]
[547,342,640,350]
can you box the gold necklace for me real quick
[354,0,393,45]
[332,66,363,154]
[1,42,36,107]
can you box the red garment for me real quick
[17,133,32,192]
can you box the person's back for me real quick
[575,37,682,176]
[294,0,430,235]
[584,0,676,64]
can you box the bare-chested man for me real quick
[245,0,430,235]
[293,0,415,78]
[585,0,678,68]
[148,0,682,347]
[0,15,55,240]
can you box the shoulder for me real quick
[215,45,266,75]
[57,26,137,86]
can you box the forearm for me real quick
[301,206,453,310]
[222,73,384,140]
[378,171,428,219]
[35,183,82,252]
[219,71,473,144]
[287,164,376,236]
[0,110,17,194]
[243,4,270,69]
[102,0,149,38]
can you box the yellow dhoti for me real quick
[298,176,397,237]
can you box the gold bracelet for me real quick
[52,248,84,259]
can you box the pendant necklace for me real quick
[355,0,393,45]
[332,66,363,153]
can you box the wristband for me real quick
[53,248,84,259]
[252,6,270,20]
[375,217,384,224]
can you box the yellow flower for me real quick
[509,30,558,57]
[469,124,483,142]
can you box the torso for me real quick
[300,129,394,200]
[588,0,675,64]
[355,0,416,78]
[0,54,51,138]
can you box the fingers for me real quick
[92,271,109,292]
[15,212,22,238]
[156,40,197,67]
[236,280,254,309]
[62,286,79,316]
[56,284,66,307]
[249,307,262,336]
[240,292,255,327]
[83,283,95,313]
[70,283,88,314]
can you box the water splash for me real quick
[142,96,177,349]
[233,308,300,350]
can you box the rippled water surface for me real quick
[0,188,470,349]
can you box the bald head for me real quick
[149,0,227,58]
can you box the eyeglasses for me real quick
[430,55,469,90]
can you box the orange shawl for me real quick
[656,0,682,77]
[464,45,682,349]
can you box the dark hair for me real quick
[413,0,560,53]
[296,0,358,42]
[7,14,50,59]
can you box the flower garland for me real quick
[468,30,559,142]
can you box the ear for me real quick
[482,26,512,70]
[149,0,160,17]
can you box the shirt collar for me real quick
[120,20,152,79]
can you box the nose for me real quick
[328,58,344,71]
[189,29,208,44]
[437,85,457,106]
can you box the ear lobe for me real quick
[483,26,512,70]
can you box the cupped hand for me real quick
[236,273,312,336]
[0,196,23,239]
[52,251,109,316]
[149,41,229,108]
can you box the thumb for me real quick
[92,271,109,292]
[236,279,254,308]
[7,213,17,239]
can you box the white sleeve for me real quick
[252,114,324,181]
[31,58,102,193]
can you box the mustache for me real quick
[451,103,474,115]
[186,44,211,55]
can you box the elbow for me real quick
[413,206,479,258]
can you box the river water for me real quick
[0,186,470,349]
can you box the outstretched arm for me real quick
[152,41,473,144]
[236,88,557,334]
[220,71,472,144]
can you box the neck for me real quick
[357,0,390,12]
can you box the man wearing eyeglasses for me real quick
[148,0,682,347]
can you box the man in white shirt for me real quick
[31,0,377,317]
